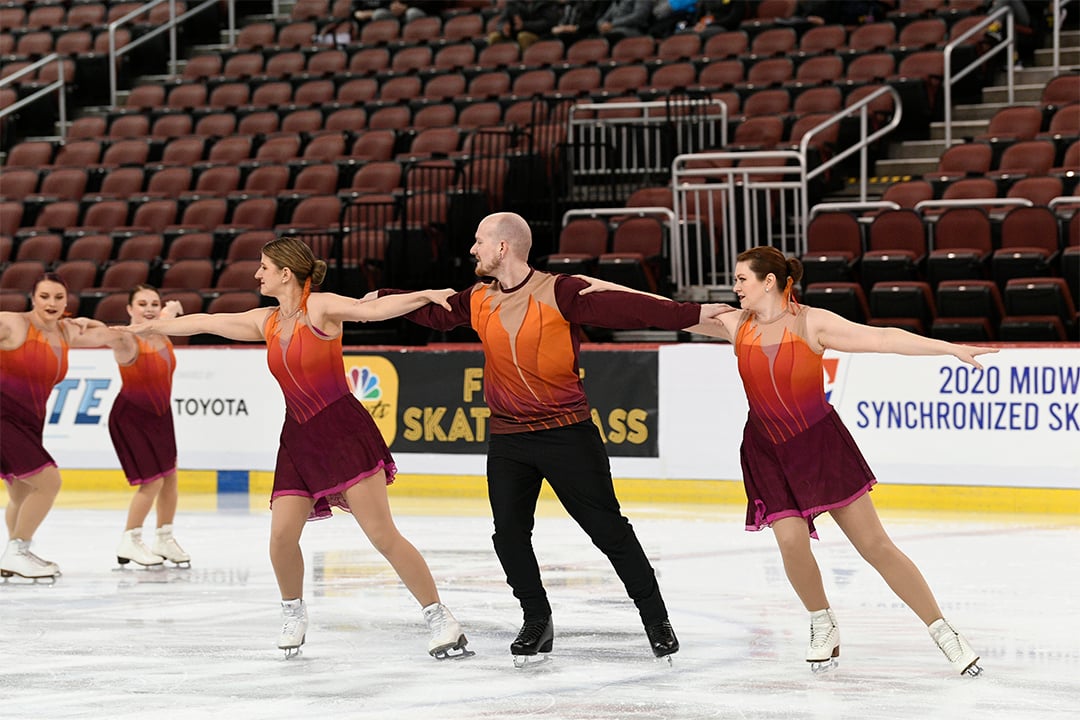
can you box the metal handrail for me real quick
[568,98,730,148]
[108,0,234,108]
[0,54,67,135]
[943,5,1015,148]
[562,206,676,227]
[799,84,903,210]
[808,201,900,223]
[1051,0,1078,74]
[913,197,1032,214]
[1048,195,1080,209]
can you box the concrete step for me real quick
[139,74,175,85]
[930,118,989,140]
[982,83,1048,104]
[1035,46,1080,67]
[951,102,1014,121]
[874,157,938,176]
[886,139,952,159]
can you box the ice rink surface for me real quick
[2,493,1077,720]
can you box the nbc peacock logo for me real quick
[343,356,399,445]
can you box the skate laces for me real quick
[809,611,836,649]
[646,620,674,638]
[515,619,547,644]
[932,622,965,661]
[23,547,54,568]
[424,604,451,635]
[281,601,306,632]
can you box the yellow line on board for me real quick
[5,473,1076,516]
[384,475,1080,516]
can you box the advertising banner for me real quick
[343,347,660,457]
[35,345,1078,489]
[659,344,1080,489]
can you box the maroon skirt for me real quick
[0,393,55,483]
[741,408,876,538]
[273,393,397,521]
[108,395,178,485]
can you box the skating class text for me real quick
[399,366,649,445]
[854,365,1080,432]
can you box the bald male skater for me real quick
[378,212,731,666]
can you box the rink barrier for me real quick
[22,470,1080,516]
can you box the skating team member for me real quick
[583,246,992,676]
[377,212,732,665]
[0,273,117,581]
[124,238,470,659]
[106,285,189,569]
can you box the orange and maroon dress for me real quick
[264,308,395,521]
[108,335,177,485]
[0,322,68,482]
[735,306,875,538]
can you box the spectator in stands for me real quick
[692,0,748,37]
[798,1,890,25]
[989,0,1045,67]
[353,0,441,24]
[596,0,655,41]
[649,0,699,37]
[580,247,994,677]
[487,1,564,50]
[551,0,613,44]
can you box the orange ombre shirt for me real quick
[116,336,175,415]
[734,306,831,445]
[264,309,350,423]
[389,270,702,434]
[0,322,68,425]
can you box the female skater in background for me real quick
[107,285,189,569]
[0,273,116,580]
[124,237,471,660]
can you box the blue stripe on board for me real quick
[217,470,249,494]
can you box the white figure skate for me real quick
[278,598,307,659]
[116,528,164,567]
[806,608,840,673]
[152,525,191,568]
[929,618,982,676]
[423,602,474,660]
[0,539,60,583]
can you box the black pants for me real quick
[486,420,668,625]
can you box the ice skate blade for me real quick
[655,654,675,666]
[164,560,191,569]
[0,570,59,584]
[280,634,306,659]
[962,662,983,677]
[809,658,839,674]
[513,653,551,669]
[116,556,164,568]
[430,635,476,660]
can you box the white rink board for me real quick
[44,345,1080,489]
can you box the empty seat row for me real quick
[802,206,1079,304]
[805,277,1079,342]
[0,193,345,237]
[0,2,184,32]
[0,229,275,270]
